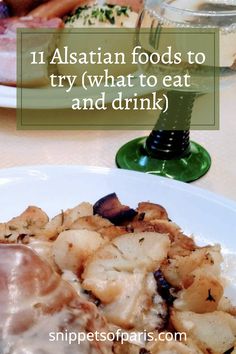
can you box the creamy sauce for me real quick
[2,310,93,354]
[62,270,88,298]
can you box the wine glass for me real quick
[116,0,236,182]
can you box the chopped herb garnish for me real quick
[116,6,129,17]
[206,289,216,302]
[105,9,115,25]
[65,4,131,26]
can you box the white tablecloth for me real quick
[0,81,235,201]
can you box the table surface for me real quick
[0,81,235,201]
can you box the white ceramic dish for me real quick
[0,75,154,109]
[0,165,235,298]
[1,73,235,109]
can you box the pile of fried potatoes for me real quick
[0,193,235,354]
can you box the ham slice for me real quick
[4,0,49,17]
[0,244,112,353]
[0,16,63,86]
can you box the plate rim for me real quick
[0,164,235,210]
[0,73,153,109]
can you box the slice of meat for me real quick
[0,16,63,86]
[29,0,94,20]
[4,0,49,16]
[0,244,112,353]
[106,0,144,13]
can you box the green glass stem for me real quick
[116,90,211,182]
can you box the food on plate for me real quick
[107,0,143,13]
[171,310,236,354]
[28,0,143,20]
[0,1,141,87]
[3,0,48,16]
[64,3,138,27]
[28,0,94,20]
[58,3,139,85]
[93,192,137,224]
[0,244,112,353]
[0,193,235,353]
[0,16,63,86]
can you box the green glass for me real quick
[116,89,211,182]
[116,138,211,182]
[116,0,235,182]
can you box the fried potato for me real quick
[101,270,146,328]
[171,310,236,354]
[70,215,112,231]
[136,202,168,221]
[98,225,128,240]
[174,272,223,313]
[83,232,170,289]
[53,229,105,274]
[58,202,93,232]
[161,246,222,288]
[102,273,167,330]
[147,337,204,354]
[113,342,141,354]
[0,206,48,242]
[82,232,170,328]
[40,202,93,240]
[1,195,235,353]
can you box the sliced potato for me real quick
[161,245,222,288]
[53,229,105,274]
[102,272,167,330]
[111,232,170,272]
[102,270,146,328]
[113,341,141,354]
[40,202,93,240]
[82,232,170,328]
[98,225,127,240]
[174,272,223,313]
[136,202,168,221]
[70,215,112,231]
[147,338,204,354]
[83,233,170,295]
[0,206,49,242]
[171,310,236,354]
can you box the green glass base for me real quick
[116,137,211,183]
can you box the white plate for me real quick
[0,85,16,109]
[0,165,235,299]
[1,68,234,109]
[0,75,153,109]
